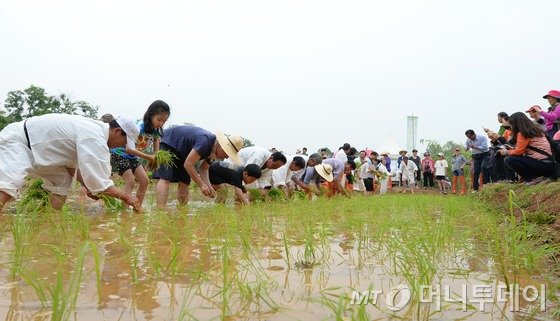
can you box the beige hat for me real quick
[215,131,244,165]
[115,116,140,150]
[315,163,334,182]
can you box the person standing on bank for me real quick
[409,149,422,187]
[0,114,141,212]
[421,152,434,188]
[152,125,243,207]
[465,129,490,192]
[531,90,560,138]
[451,148,468,194]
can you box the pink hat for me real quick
[543,90,560,99]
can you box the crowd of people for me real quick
[0,89,558,212]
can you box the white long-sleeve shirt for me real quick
[25,114,114,193]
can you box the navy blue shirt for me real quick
[161,126,216,160]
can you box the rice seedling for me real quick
[154,149,177,169]
[99,195,123,212]
[1,181,559,320]
[116,222,143,283]
[487,190,560,288]
[291,190,308,201]
[9,209,39,278]
[20,241,97,321]
[248,189,265,203]
[18,179,50,211]
[267,188,285,201]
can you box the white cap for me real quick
[115,116,139,150]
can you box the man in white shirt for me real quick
[0,114,141,212]
[334,143,352,161]
[353,150,371,194]
[232,146,287,193]
[398,156,418,194]
[272,155,307,197]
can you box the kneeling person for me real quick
[210,162,262,204]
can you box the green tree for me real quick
[420,139,462,159]
[1,85,98,129]
[242,138,254,148]
[0,109,9,130]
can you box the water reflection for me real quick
[0,198,554,321]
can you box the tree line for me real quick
[0,85,98,130]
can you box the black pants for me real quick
[493,153,516,182]
[504,156,555,182]
[423,172,434,187]
[472,152,490,191]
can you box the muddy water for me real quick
[0,199,553,320]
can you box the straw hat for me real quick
[215,131,243,165]
[315,163,334,182]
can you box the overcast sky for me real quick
[1,0,557,154]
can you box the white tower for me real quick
[407,114,418,152]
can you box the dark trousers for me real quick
[493,153,516,182]
[423,172,434,187]
[504,156,555,182]
[472,152,490,191]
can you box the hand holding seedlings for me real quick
[121,193,142,212]
[153,150,177,169]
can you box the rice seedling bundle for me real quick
[267,188,285,201]
[19,179,50,210]
[154,150,177,169]
[248,189,264,203]
[99,195,123,212]
[291,190,307,201]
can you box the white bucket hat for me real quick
[115,116,140,150]
[315,163,334,182]
[215,131,244,165]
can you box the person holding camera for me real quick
[498,112,556,185]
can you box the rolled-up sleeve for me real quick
[333,162,344,180]
[77,138,114,193]
[303,167,316,184]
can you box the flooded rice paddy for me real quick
[0,191,558,320]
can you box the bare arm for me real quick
[184,150,215,197]
[124,147,155,163]
[234,187,250,204]
[69,168,141,211]
[199,160,212,188]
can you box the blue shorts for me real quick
[152,143,190,184]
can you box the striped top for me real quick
[508,133,552,160]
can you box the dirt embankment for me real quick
[478,181,560,244]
